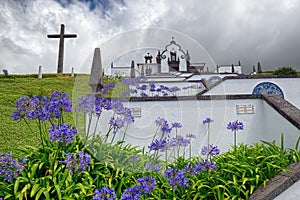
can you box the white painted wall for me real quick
[187,74,237,81]
[85,98,300,158]
[205,78,300,109]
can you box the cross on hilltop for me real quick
[47,24,77,73]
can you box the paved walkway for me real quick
[274,180,300,200]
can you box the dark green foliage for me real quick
[274,66,297,76]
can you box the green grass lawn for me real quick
[0,74,126,157]
[0,75,76,156]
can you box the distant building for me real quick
[110,37,243,77]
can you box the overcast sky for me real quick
[0,0,299,74]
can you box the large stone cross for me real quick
[47,24,77,73]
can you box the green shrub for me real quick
[274,66,297,76]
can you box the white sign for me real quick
[131,107,142,117]
[236,104,254,114]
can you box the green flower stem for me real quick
[86,114,93,142]
[121,123,129,142]
[93,116,100,136]
[165,149,168,167]
[234,130,237,148]
[37,120,44,147]
[110,133,117,145]
[189,144,192,160]
[173,188,176,200]
[207,123,210,147]
[59,108,64,124]
[104,126,113,143]
[90,116,100,145]
[151,126,160,143]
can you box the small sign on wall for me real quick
[236,104,254,114]
[130,107,142,117]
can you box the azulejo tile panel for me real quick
[208,76,222,84]
[252,82,284,98]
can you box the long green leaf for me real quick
[30,183,40,197]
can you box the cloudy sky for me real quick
[0,0,299,74]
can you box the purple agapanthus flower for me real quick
[183,164,198,176]
[171,122,182,129]
[135,176,156,194]
[129,156,138,162]
[201,145,220,157]
[76,96,96,114]
[186,133,196,139]
[169,86,181,93]
[169,135,190,147]
[2,69,8,76]
[102,82,116,95]
[48,91,72,119]
[140,92,148,97]
[148,138,168,152]
[154,117,167,126]
[193,160,217,172]
[109,117,125,133]
[93,186,117,200]
[144,162,162,173]
[59,151,90,174]
[121,187,141,200]
[154,117,172,133]
[49,123,77,146]
[110,99,124,113]
[227,120,244,131]
[121,88,138,96]
[203,117,214,124]
[0,152,27,182]
[12,95,50,122]
[164,168,189,189]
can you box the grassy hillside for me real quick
[0,74,126,157]
[0,75,77,156]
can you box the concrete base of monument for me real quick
[81,94,300,159]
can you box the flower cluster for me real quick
[109,117,125,133]
[102,82,116,95]
[186,132,196,139]
[121,77,146,86]
[201,145,220,158]
[76,96,134,128]
[76,96,111,116]
[144,162,162,173]
[93,186,117,200]
[163,155,218,190]
[227,120,244,131]
[0,152,27,182]
[48,90,72,118]
[2,69,8,76]
[11,91,72,122]
[164,168,189,190]
[193,160,217,172]
[148,138,168,152]
[169,135,190,148]
[121,88,137,97]
[154,117,173,134]
[121,79,185,97]
[59,151,91,174]
[49,123,77,146]
[121,176,156,199]
[129,155,138,162]
[150,118,193,160]
[135,176,156,194]
[203,117,214,124]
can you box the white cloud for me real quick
[0,0,299,74]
